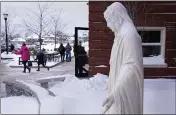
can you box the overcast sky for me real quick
[1,1,88,37]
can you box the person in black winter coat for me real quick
[77,41,88,76]
[10,44,15,52]
[58,43,65,62]
[35,49,49,71]
[65,43,72,62]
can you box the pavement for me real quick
[0,58,75,97]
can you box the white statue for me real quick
[101,2,144,114]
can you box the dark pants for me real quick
[60,54,65,62]
[22,61,30,72]
[78,65,88,77]
[37,62,48,71]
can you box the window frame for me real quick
[137,27,167,67]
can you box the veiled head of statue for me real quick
[104,2,132,32]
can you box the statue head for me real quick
[104,2,133,32]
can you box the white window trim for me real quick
[137,27,167,68]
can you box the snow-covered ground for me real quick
[1,52,20,60]
[1,73,175,114]
[7,61,59,68]
[1,96,39,114]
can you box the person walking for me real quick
[13,42,31,73]
[35,49,49,71]
[58,43,65,62]
[65,43,72,62]
[10,44,15,52]
[77,41,88,77]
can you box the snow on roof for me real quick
[26,34,39,39]
[27,34,57,40]
[43,34,55,38]
[11,37,26,42]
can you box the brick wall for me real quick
[89,1,176,78]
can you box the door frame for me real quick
[74,27,89,77]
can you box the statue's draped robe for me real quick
[107,22,144,114]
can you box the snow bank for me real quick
[16,80,64,114]
[1,73,175,114]
[1,96,39,114]
[40,96,64,114]
[88,73,108,90]
[36,74,74,81]
[17,80,51,100]
[1,52,20,60]
[49,73,108,114]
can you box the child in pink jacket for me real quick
[13,43,31,73]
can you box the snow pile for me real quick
[1,52,20,60]
[1,96,39,114]
[87,73,108,90]
[1,73,175,114]
[36,74,74,81]
[143,55,166,65]
[17,80,51,99]
[40,96,64,114]
[49,73,108,114]
[16,80,64,114]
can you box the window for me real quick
[137,27,167,67]
[138,31,161,57]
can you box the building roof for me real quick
[11,37,26,42]
[26,34,39,39]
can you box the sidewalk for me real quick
[0,58,75,97]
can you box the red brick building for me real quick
[88,1,176,78]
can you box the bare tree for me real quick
[123,1,153,39]
[22,2,53,51]
[50,9,67,49]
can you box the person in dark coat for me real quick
[10,44,15,52]
[35,49,49,71]
[77,41,88,76]
[65,43,72,62]
[58,43,65,62]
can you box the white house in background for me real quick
[42,34,55,44]
[11,37,26,45]
[26,33,71,46]
[26,34,40,45]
